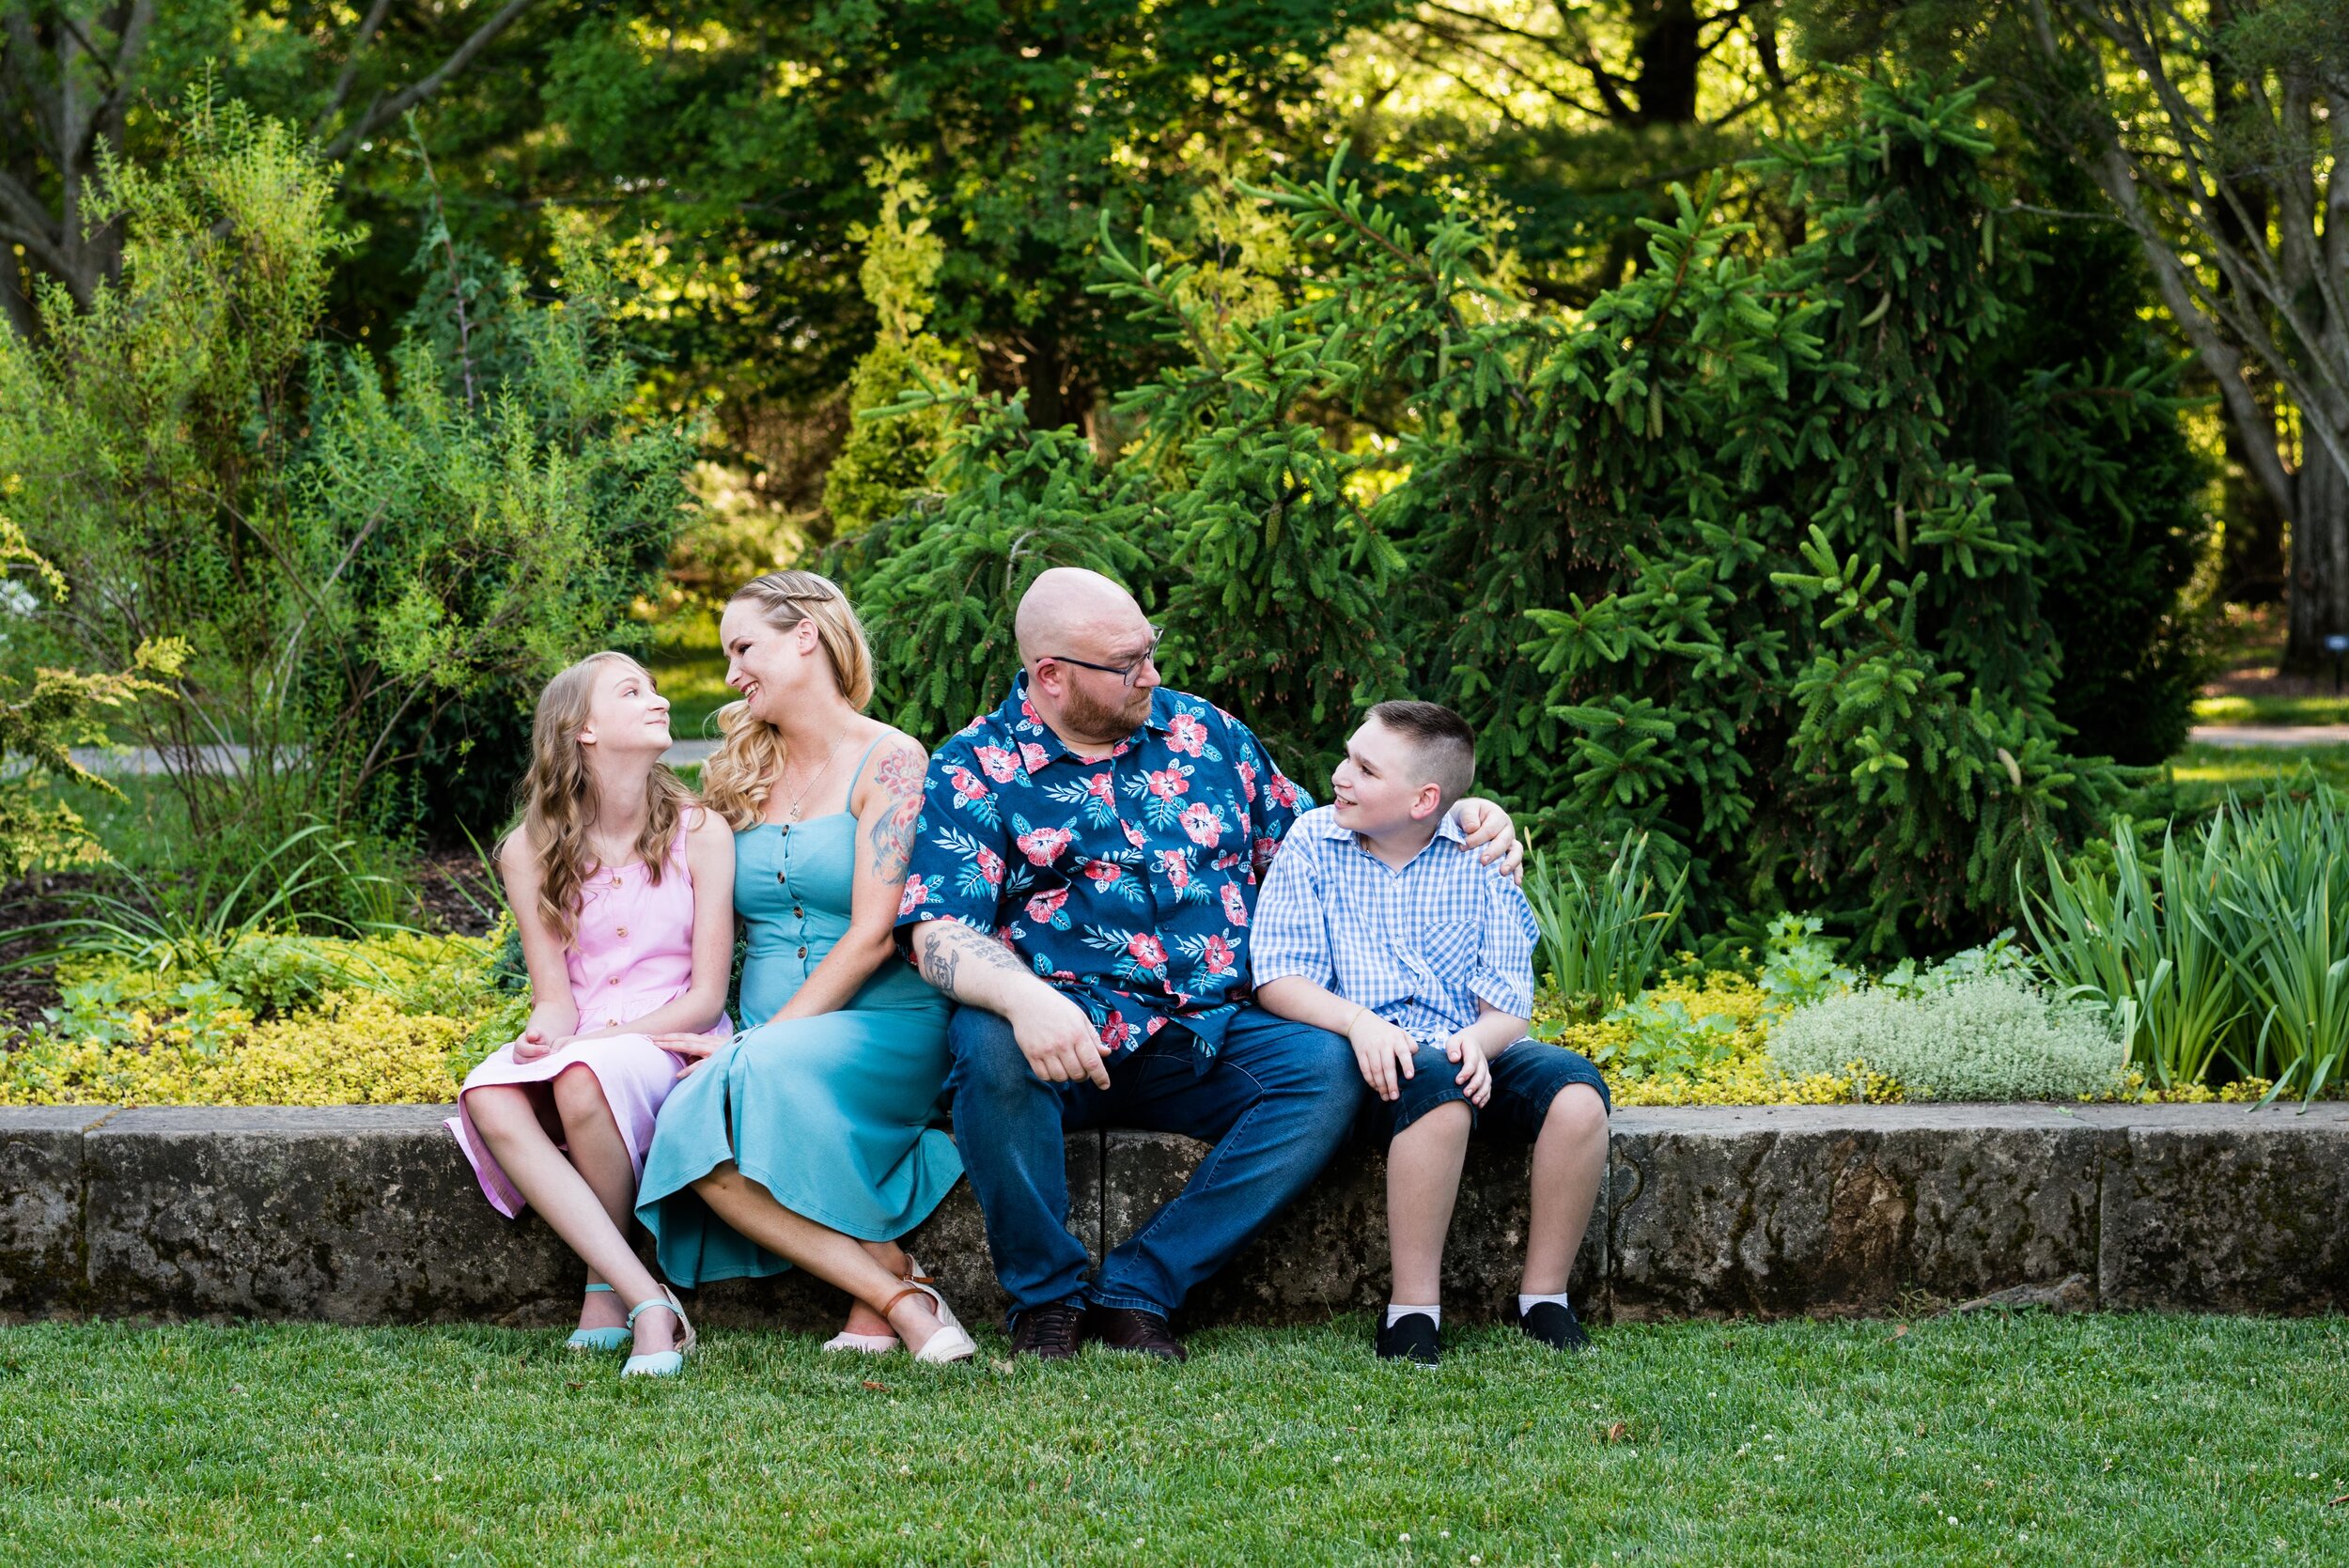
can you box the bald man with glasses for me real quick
[895,568,1522,1360]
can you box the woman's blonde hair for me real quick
[701,570,876,831]
[511,651,699,944]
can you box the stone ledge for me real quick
[2,1103,2342,1326]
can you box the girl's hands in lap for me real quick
[512,1028,572,1063]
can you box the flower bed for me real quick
[0,921,2283,1110]
[0,930,522,1107]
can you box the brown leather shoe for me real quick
[1008,1300,1086,1360]
[1087,1306,1186,1361]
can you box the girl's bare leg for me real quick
[467,1083,677,1355]
[551,1064,645,1332]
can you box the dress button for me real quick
[616,926,628,939]
[793,906,803,917]
[797,946,808,958]
[606,1017,618,1027]
[608,976,620,986]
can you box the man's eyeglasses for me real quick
[1045,626,1164,689]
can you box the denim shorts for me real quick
[1362,1037,1610,1142]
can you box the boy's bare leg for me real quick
[1387,1101,1472,1307]
[1522,1084,1609,1296]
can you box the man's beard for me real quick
[1064,681,1152,741]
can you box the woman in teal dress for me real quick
[636,570,973,1363]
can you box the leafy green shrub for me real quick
[1,95,693,853]
[1751,913,1861,1012]
[7,927,524,1106]
[0,515,187,879]
[1767,970,2124,1102]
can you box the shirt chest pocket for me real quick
[1416,919,1479,977]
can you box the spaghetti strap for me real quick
[842,734,889,801]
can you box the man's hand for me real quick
[1443,1031,1493,1109]
[1453,798,1524,882]
[1014,988,1112,1089]
[1347,1009,1421,1101]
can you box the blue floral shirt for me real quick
[894,675,1312,1067]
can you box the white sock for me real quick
[1385,1303,1440,1327]
[1518,1292,1571,1316]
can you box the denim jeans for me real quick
[944,1004,1359,1319]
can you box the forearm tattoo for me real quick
[916,919,1029,1001]
[868,744,926,883]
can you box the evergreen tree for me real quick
[847,75,2194,950]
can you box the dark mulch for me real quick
[407,848,502,939]
[0,871,98,1041]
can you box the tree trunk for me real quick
[2285,442,2349,674]
[1629,0,1701,126]
[2220,411,2288,602]
[1,253,34,340]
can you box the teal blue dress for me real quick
[636,743,961,1285]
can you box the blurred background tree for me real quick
[3,0,2278,937]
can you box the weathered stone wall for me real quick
[3,1104,2343,1327]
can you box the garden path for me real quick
[66,739,723,774]
[2186,724,2349,747]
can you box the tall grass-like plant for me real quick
[2022,817,2243,1091]
[1525,831,1688,1017]
[2206,797,2349,1104]
[2025,794,2349,1105]
[19,823,409,988]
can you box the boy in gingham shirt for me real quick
[1252,701,1610,1364]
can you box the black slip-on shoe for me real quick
[1087,1306,1187,1361]
[1008,1300,1087,1361]
[1375,1312,1441,1366]
[1514,1299,1591,1352]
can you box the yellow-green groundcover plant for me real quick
[0,930,526,1108]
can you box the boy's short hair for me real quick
[1367,700,1477,809]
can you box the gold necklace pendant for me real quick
[775,730,849,829]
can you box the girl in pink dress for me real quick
[445,651,736,1376]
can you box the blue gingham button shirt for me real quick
[1250,805,1538,1044]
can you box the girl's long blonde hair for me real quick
[512,651,699,944]
[701,570,876,831]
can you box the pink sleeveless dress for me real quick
[446,826,731,1219]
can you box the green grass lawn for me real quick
[2163,743,2349,812]
[646,607,733,744]
[3,1315,2342,1565]
[2192,694,2349,727]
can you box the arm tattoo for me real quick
[915,919,1030,1001]
[866,742,926,883]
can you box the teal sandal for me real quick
[620,1287,696,1379]
[565,1283,631,1353]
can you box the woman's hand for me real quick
[656,1031,728,1079]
